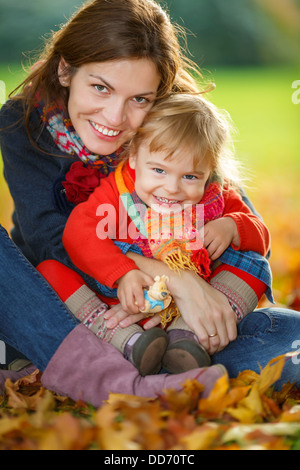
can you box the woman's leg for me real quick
[212,308,300,388]
[0,225,226,405]
[0,225,79,371]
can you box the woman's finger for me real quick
[104,304,130,328]
[142,313,163,329]
[119,312,149,328]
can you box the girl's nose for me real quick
[165,177,180,194]
[103,97,126,127]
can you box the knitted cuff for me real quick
[65,284,143,352]
[210,270,258,322]
[166,315,193,332]
[65,285,107,321]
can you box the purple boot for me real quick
[0,364,38,393]
[41,324,227,408]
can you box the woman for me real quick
[0,0,299,403]
[0,0,229,404]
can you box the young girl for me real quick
[39,93,271,376]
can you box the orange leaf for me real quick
[280,405,300,422]
[257,352,298,395]
[5,378,46,411]
[179,423,220,450]
[198,375,229,416]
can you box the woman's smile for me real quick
[89,121,122,138]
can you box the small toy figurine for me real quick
[140,275,172,315]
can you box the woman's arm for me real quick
[0,101,77,267]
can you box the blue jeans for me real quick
[0,225,79,371]
[0,224,300,387]
[212,308,300,388]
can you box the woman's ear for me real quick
[58,57,71,87]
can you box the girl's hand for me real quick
[166,269,238,354]
[204,217,240,260]
[117,269,154,315]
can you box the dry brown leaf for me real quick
[0,351,300,450]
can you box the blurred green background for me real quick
[0,0,299,303]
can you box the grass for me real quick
[205,65,300,303]
[0,63,299,302]
[205,65,300,176]
[0,64,26,230]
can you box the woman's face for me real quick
[60,59,161,155]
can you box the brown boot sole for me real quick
[163,340,211,374]
[132,328,168,376]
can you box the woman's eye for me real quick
[94,84,107,93]
[133,96,149,104]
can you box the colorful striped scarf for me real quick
[35,100,122,175]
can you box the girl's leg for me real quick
[212,308,300,388]
[163,315,211,373]
[37,260,168,376]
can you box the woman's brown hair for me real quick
[12,0,202,129]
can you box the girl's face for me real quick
[60,59,161,155]
[129,141,211,213]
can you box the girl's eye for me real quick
[153,168,165,174]
[183,174,197,180]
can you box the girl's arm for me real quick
[222,186,271,256]
[63,178,139,289]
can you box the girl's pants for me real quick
[0,224,300,388]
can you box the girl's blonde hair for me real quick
[129,93,241,186]
[11,0,203,133]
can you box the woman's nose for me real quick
[103,97,126,127]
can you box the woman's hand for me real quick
[166,269,237,354]
[125,252,238,354]
[104,302,162,329]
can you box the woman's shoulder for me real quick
[0,98,25,128]
[0,98,41,142]
[0,98,69,160]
